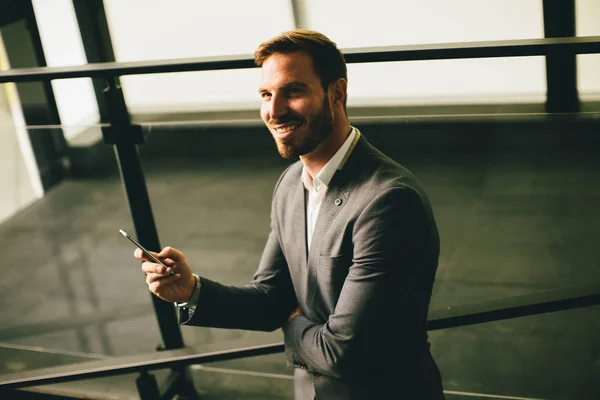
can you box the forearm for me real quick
[181,276,297,332]
[283,314,356,378]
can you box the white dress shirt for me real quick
[301,127,359,251]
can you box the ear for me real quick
[330,78,347,108]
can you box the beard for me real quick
[271,96,334,160]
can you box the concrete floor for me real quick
[1,121,599,399]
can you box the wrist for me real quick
[176,274,200,307]
[185,275,197,301]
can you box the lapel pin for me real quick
[334,198,342,206]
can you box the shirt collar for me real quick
[302,127,359,192]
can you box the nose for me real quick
[268,94,288,121]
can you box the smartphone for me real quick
[119,229,174,275]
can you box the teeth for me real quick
[274,124,300,133]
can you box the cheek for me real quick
[260,104,269,122]
[288,99,311,117]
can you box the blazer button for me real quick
[334,198,342,206]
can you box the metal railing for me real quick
[1,36,599,83]
[1,281,599,392]
[1,35,599,399]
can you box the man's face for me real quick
[259,51,333,159]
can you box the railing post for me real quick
[136,370,161,400]
[101,77,185,350]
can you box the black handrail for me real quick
[0,36,599,83]
[1,281,598,390]
[426,281,600,330]
[0,342,286,390]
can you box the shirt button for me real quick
[334,198,342,206]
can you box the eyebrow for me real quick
[258,81,311,94]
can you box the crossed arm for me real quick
[281,187,432,378]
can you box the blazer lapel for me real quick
[290,179,309,266]
[306,134,368,259]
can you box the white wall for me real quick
[31,0,100,141]
[0,33,43,224]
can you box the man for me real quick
[139,30,445,399]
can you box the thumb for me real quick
[134,248,159,262]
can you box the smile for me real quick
[273,123,302,134]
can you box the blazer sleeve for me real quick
[180,170,298,332]
[283,186,436,378]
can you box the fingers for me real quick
[144,261,180,285]
[147,273,181,295]
[287,306,302,322]
[146,270,180,285]
[141,261,172,276]
[134,247,183,266]
[158,246,185,262]
[161,258,176,267]
[134,248,160,262]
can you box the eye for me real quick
[260,92,271,99]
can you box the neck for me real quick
[301,117,351,179]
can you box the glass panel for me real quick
[137,124,286,351]
[0,124,163,359]
[120,68,261,116]
[118,56,548,119]
[31,0,101,143]
[0,84,40,225]
[105,0,548,113]
[429,308,599,399]
[303,0,544,47]
[0,120,286,381]
[577,54,600,102]
[104,0,294,60]
[138,116,600,400]
[1,1,599,393]
[305,0,547,107]
[347,56,546,107]
[0,35,43,220]
[103,0,294,118]
[576,0,600,101]
[576,0,600,36]
[1,113,599,398]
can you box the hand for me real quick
[287,306,302,322]
[137,246,196,303]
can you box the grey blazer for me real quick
[181,134,445,399]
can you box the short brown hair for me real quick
[255,29,347,103]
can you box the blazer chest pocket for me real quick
[316,253,351,310]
